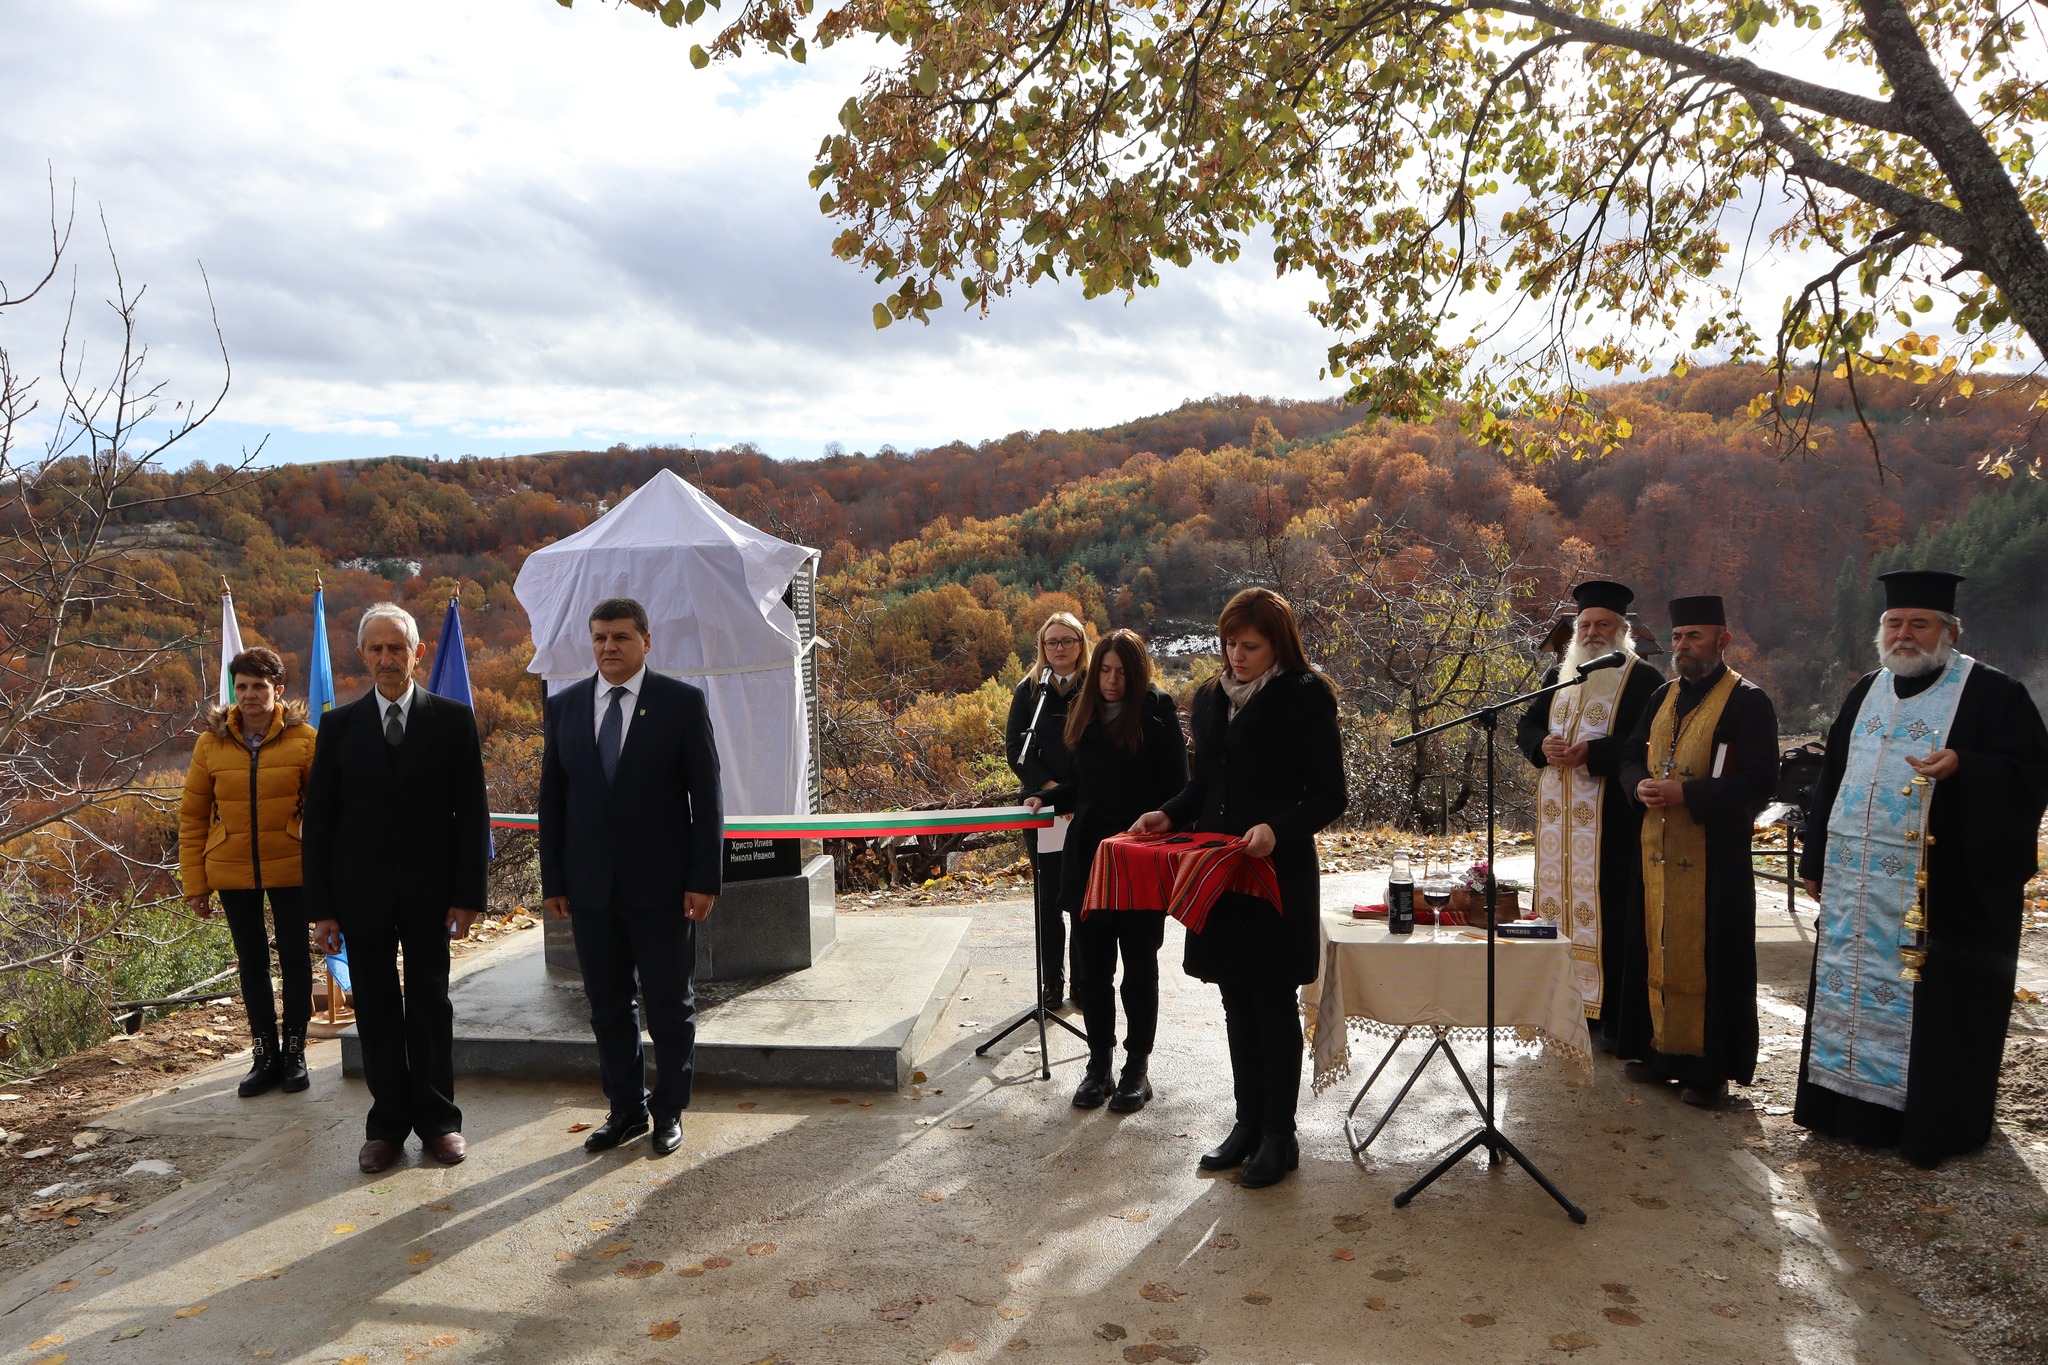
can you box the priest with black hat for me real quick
[1618,594,1780,1107]
[1792,569,2048,1166]
[1516,579,1665,1055]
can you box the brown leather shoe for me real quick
[424,1131,467,1165]
[358,1139,402,1174]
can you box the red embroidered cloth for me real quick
[1083,832,1283,934]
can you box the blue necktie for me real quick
[598,685,625,783]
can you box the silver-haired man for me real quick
[304,602,490,1175]
[1794,569,2048,1167]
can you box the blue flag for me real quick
[427,594,494,859]
[306,583,336,729]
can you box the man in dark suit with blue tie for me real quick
[305,602,491,1175]
[542,597,723,1157]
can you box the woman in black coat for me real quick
[1133,588,1346,1188]
[1005,612,1090,1009]
[1028,631,1188,1112]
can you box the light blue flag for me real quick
[306,579,345,984]
[306,581,336,729]
[427,593,494,859]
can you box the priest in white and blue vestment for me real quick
[1795,569,2048,1167]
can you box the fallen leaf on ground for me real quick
[1096,1323,1128,1340]
[28,1337,62,1349]
[920,1191,946,1203]
[1149,1327,1179,1341]
[831,1097,850,1105]
[948,1120,976,1130]
[858,1100,874,1107]
[649,1322,680,1341]
[676,1264,704,1277]
[1003,1260,1028,1275]
[998,1306,1028,1320]
[48,1281,80,1293]
[1331,1248,1355,1261]
[1371,1268,1407,1282]
[618,1261,664,1279]
[1628,1193,1668,1210]
[1604,1308,1642,1326]
[1139,1283,1184,1302]
[703,1256,733,1269]
[587,1219,613,1231]
[427,1335,459,1348]
[2009,1234,2027,1248]
[747,1243,777,1256]
[949,1340,979,1353]
[1463,1314,1496,1327]
[874,1295,936,1322]
[598,1242,632,1258]
[912,1071,928,1083]
[407,1250,436,1266]
[426,1202,452,1213]
[1242,1291,1271,1305]
[1112,1209,1150,1222]
[566,1123,591,1133]
[173,1305,209,1318]
[1551,1331,1597,1351]
[1209,1234,1240,1250]
[1602,1284,1637,1304]
[1365,1297,1388,1312]
[555,1252,578,1263]
[1332,1214,1372,1234]
[1710,1304,1739,1318]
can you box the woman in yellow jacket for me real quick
[179,647,320,1097]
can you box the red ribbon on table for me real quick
[1083,832,1283,934]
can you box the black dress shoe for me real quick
[1198,1122,1260,1171]
[1680,1081,1727,1109]
[651,1116,682,1157]
[583,1113,651,1153]
[1107,1061,1152,1114]
[1623,1060,1670,1086]
[1240,1132,1300,1189]
[1072,1063,1114,1109]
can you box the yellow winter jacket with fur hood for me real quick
[178,700,317,896]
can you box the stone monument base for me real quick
[542,854,836,981]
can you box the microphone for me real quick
[1036,666,1053,690]
[1576,650,1628,674]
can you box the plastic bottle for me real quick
[1387,850,1416,935]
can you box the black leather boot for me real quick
[1107,1056,1152,1113]
[1072,1058,1114,1109]
[278,1028,310,1094]
[1198,1122,1260,1171]
[1240,1131,1300,1189]
[237,1032,281,1098]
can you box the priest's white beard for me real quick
[1874,627,1955,679]
[1560,636,1635,683]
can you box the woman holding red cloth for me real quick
[1027,631,1188,1113]
[1132,589,1346,1188]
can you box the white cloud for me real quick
[0,0,1341,465]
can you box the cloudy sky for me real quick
[1,1,1348,467]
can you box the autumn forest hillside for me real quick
[87,367,2048,833]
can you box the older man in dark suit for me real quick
[542,597,723,1158]
[305,602,490,1175]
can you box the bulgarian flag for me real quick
[217,579,245,706]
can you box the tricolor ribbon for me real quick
[488,804,1055,839]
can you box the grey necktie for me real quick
[384,702,403,747]
[598,685,625,783]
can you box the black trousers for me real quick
[1217,976,1304,1136]
[1031,849,1083,998]
[1075,910,1164,1064]
[569,898,698,1121]
[339,901,459,1144]
[218,885,310,1038]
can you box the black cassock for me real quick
[1794,659,2048,1167]
[1617,666,1779,1088]
[1514,658,1664,1056]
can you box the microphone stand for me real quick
[976,672,1086,1079]
[1387,663,1615,1225]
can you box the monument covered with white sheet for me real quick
[514,469,832,978]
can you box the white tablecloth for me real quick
[1302,914,1593,1093]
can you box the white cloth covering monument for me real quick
[514,469,832,978]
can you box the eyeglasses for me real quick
[1043,637,1083,649]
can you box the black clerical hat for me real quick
[1877,569,1964,614]
[1570,580,1634,616]
[1668,594,1726,628]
